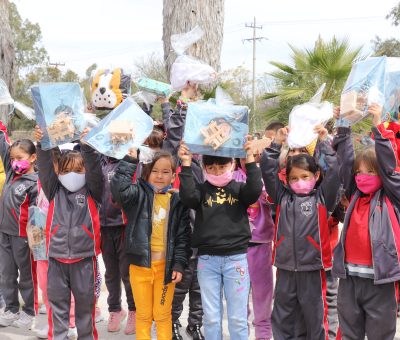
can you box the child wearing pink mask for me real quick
[260,131,340,340]
[332,104,400,340]
[178,141,262,340]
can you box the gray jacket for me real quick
[332,126,400,284]
[0,127,38,237]
[37,143,103,259]
[260,141,340,271]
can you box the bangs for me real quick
[354,147,378,173]
[58,151,84,173]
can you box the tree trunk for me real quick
[0,0,16,124]
[163,0,224,79]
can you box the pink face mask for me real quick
[11,160,31,175]
[205,169,233,187]
[355,174,382,194]
[290,177,317,195]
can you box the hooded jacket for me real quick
[260,141,340,271]
[332,126,400,284]
[0,123,38,237]
[110,156,191,285]
[37,143,103,259]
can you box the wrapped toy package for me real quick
[288,84,333,154]
[183,89,249,158]
[83,98,154,159]
[170,26,217,91]
[26,206,47,261]
[136,77,174,98]
[340,57,400,125]
[90,68,131,110]
[31,83,86,150]
[31,82,86,150]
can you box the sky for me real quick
[12,0,400,77]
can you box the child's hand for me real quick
[368,103,382,127]
[172,271,183,283]
[274,127,289,145]
[178,141,192,166]
[34,125,43,142]
[333,106,340,120]
[127,148,138,159]
[80,128,90,142]
[314,124,328,141]
[243,135,255,163]
[181,82,198,102]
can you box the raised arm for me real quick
[373,124,400,207]
[36,145,59,201]
[80,143,103,203]
[317,141,341,214]
[110,155,140,209]
[332,127,355,200]
[0,121,11,173]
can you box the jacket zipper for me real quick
[292,196,297,271]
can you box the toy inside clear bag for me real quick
[170,26,217,91]
[83,98,154,159]
[340,57,386,126]
[26,206,47,261]
[288,84,333,150]
[31,82,86,150]
[183,88,249,158]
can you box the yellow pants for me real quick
[129,260,175,340]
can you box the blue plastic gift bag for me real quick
[383,58,400,122]
[83,98,154,159]
[31,83,86,150]
[183,99,249,158]
[26,206,47,261]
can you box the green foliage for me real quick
[264,37,363,125]
[387,3,400,26]
[9,2,48,71]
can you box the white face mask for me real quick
[58,172,86,192]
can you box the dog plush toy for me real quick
[91,68,131,109]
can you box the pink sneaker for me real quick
[124,310,136,335]
[107,309,127,332]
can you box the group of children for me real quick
[0,80,399,340]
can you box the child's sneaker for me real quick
[186,325,205,340]
[34,325,49,339]
[95,306,104,323]
[11,311,34,329]
[39,304,47,315]
[67,326,78,339]
[124,310,136,335]
[0,310,19,327]
[107,309,126,332]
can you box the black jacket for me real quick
[110,156,192,285]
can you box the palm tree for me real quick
[162,0,224,78]
[264,37,363,124]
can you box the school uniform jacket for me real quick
[0,123,38,237]
[37,143,103,259]
[260,141,340,271]
[100,157,127,228]
[332,126,400,284]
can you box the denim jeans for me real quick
[197,253,250,340]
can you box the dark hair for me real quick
[144,128,164,149]
[286,154,319,178]
[141,151,176,181]
[265,121,285,132]
[202,155,233,167]
[10,139,36,156]
[354,147,378,174]
[58,150,84,174]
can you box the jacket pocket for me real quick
[275,235,285,247]
[306,235,321,251]
[82,224,94,239]
[50,224,60,238]
[70,224,94,256]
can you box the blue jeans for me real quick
[197,253,250,340]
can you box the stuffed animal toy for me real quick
[91,68,131,109]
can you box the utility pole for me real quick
[48,61,65,69]
[244,17,267,132]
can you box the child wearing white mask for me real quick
[34,125,103,340]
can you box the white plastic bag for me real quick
[288,84,333,149]
[170,26,217,91]
[0,79,14,106]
